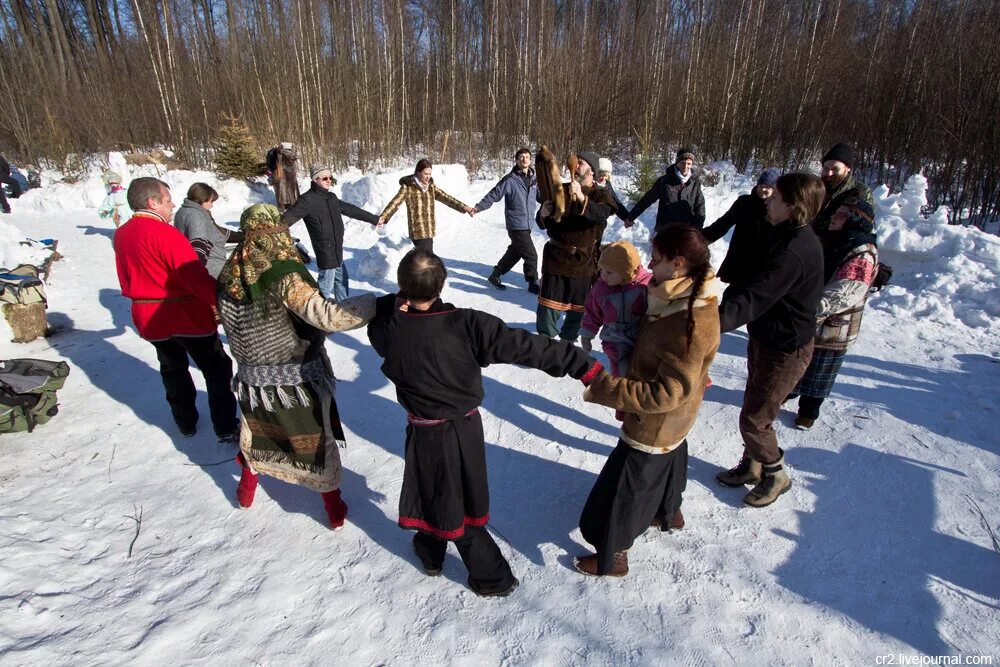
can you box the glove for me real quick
[580,337,593,352]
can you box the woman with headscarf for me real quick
[787,198,878,429]
[216,204,376,529]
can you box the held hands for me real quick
[465,206,476,217]
[623,218,634,228]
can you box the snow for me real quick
[0,162,998,664]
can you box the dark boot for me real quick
[651,509,684,532]
[469,576,519,597]
[321,489,348,530]
[716,451,762,487]
[487,268,506,290]
[575,550,629,577]
[744,452,792,507]
[235,454,258,508]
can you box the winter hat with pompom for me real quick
[598,240,642,281]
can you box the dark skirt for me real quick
[793,347,847,399]
[579,439,688,574]
[538,274,592,312]
[398,411,490,540]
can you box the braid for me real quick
[685,262,711,350]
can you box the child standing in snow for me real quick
[367,248,602,597]
[97,170,132,228]
[579,240,652,378]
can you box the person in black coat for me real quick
[367,249,602,597]
[0,155,23,214]
[629,148,706,231]
[715,173,825,509]
[283,165,383,302]
[702,167,780,285]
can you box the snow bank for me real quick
[0,219,56,269]
[356,231,412,285]
[873,174,1000,329]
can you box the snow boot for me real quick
[527,280,540,295]
[487,268,506,290]
[743,453,792,507]
[235,454,258,509]
[322,489,348,530]
[716,451,762,487]
[650,509,684,532]
[575,550,629,577]
[794,415,815,430]
[469,576,519,598]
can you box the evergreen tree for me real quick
[214,115,261,180]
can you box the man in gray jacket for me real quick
[473,148,540,293]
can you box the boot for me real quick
[487,268,506,290]
[469,576,519,598]
[527,280,540,295]
[321,489,349,530]
[744,452,792,507]
[235,454,258,508]
[574,550,628,577]
[716,451,762,487]
[794,415,815,430]
[650,509,684,532]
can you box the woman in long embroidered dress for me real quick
[216,204,375,529]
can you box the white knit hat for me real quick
[598,158,613,175]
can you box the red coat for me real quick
[114,212,219,341]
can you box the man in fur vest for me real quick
[536,151,617,342]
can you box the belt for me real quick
[407,408,479,426]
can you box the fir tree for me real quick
[214,114,261,180]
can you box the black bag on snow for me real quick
[0,358,70,433]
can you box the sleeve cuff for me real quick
[580,360,604,386]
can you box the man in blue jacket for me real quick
[473,148,540,294]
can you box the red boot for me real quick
[235,454,258,509]
[321,489,348,530]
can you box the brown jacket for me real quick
[584,275,722,453]
[380,175,468,240]
[542,182,616,279]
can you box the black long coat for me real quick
[283,183,379,269]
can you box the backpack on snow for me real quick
[0,264,47,306]
[0,358,70,433]
[870,262,893,292]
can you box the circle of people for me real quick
[108,141,877,595]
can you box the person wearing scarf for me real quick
[216,204,376,529]
[787,198,878,429]
[576,225,721,577]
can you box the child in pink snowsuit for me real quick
[580,240,653,378]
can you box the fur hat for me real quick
[280,141,294,150]
[676,147,696,163]
[822,143,854,168]
[102,170,122,185]
[598,158,613,175]
[576,151,601,174]
[757,167,781,187]
[598,240,642,281]
[310,164,332,179]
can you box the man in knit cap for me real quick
[536,150,617,342]
[703,167,781,286]
[816,142,873,231]
[283,165,384,301]
[629,147,706,232]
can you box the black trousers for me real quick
[413,526,515,594]
[412,238,434,253]
[495,229,538,283]
[0,174,21,212]
[150,334,237,436]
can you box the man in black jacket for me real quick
[716,173,825,509]
[0,155,23,214]
[703,167,780,285]
[629,148,706,231]
[283,165,383,301]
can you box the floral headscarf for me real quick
[218,203,316,303]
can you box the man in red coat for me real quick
[114,177,237,441]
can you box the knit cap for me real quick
[757,167,781,187]
[598,240,642,281]
[576,151,601,174]
[310,164,332,179]
[821,143,854,168]
[598,157,613,175]
[676,147,695,163]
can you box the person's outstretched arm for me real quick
[380,185,407,222]
[280,273,376,332]
[628,176,664,221]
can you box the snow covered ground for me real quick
[1,162,998,665]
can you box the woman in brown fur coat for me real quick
[576,225,721,577]
[379,158,474,253]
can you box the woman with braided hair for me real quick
[216,204,376,529]
[575,225,722,576]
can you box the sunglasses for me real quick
[317,176,333,182]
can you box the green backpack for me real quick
[0,358,70,433]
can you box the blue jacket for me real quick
[475,167,537,231]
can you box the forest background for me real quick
[0,0,997,226]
